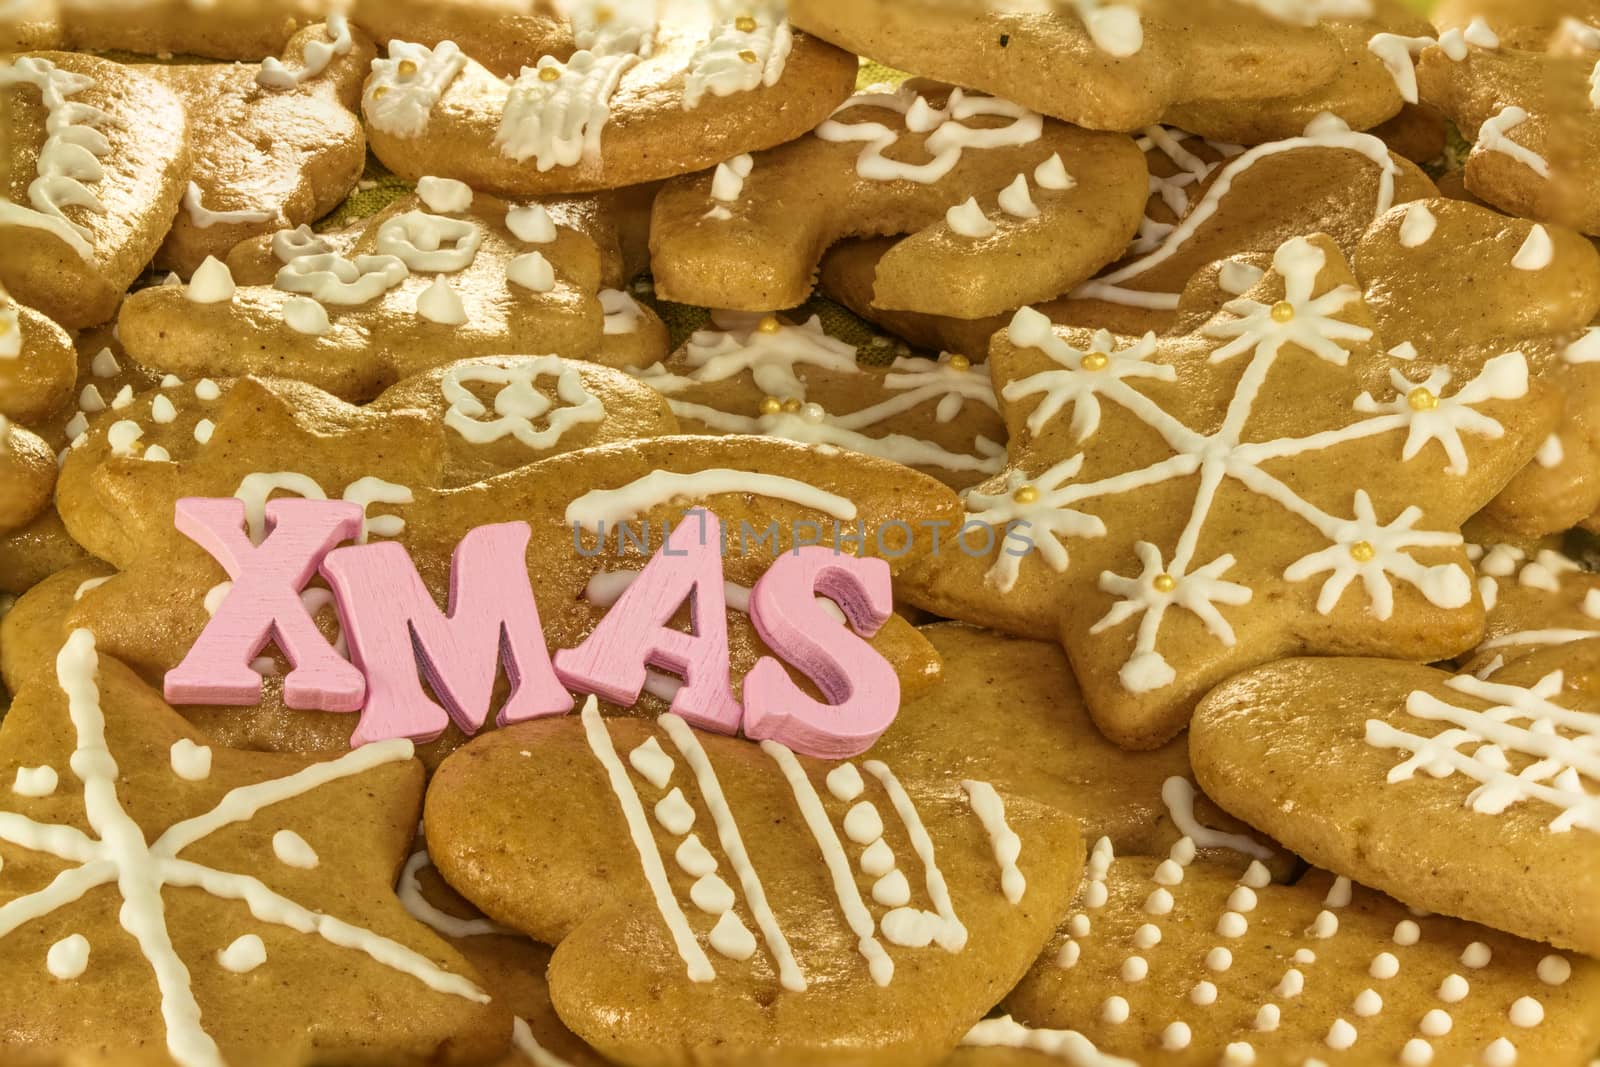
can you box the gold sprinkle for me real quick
[735,14,758,31]
[1270,300,1296,323]
[738,48,759,63]
[756,315,782,334]
[759,396,782,415]
[397,59,418,77]
[1407,387,1438,412]
[1153,573,1178,593]
[539,65,562,82]
[371,85,390,99]
[1080,351,1109,371]
[782,397,802,413]
[1012,485,1039,504]
[1349,541,1377,563]
[947,353,971,372]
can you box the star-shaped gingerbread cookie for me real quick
[899,201,1586,749]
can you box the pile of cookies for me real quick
[2,0,1599,1064]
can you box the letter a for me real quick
[165,497,366,711]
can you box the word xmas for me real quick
[163,498,900,759]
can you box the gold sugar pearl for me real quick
[947,353,971,371]
[595,5,615,23]
[759,396,782,415]
[1012,484,1040,504]
[1407,387,1439,412]
[1152,573,1178,593]
[539,65,562,82]
[0,318,11,336]
[735,14,758,31]
[755,315,782,334]
[1080,351,1110,371]
[782,397,803,413]
[1269,300,1296,323]
[372,85,390,99]
[397,59,419,77]
[1349,540,1377,563]
[738,48,759,63]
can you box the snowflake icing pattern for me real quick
[0,631,487,1067]
[980,236,1527,693]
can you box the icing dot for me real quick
[283,295,331,336]
[1161,1022,1191,1050]
[508,252,555,293]
[1537,955,1571,986]
[1134,923,1161,949]
[1120,955,1147,982]
[1420,1008,1452,1036]
[1153,859,1184,885]
[842,801,883,844]
[1241,861,1271,889]
[689,873,736,915]
[417,176,473,214]
[1394,920,1421,946]
[46,934,90,980]
[1294,948,1317,965]
[654,788,696,835]
[1402,1037,1434,1066]
[1438,974,1469,1003]
[1223,1041,1256,1066]
[1227,886,1257,912]
[1189,980,1217,1006]
[169,739,213,782]
[1483,1037,1517,1067]
[217,934,267,974]
[417,277,467,324]
[1205,946,1232,972]
[674,834,717,878]
[150,394,177,424]
[1144,888,1174,915]
[1370,952,1400,979]
[1326,1018,1357,1050]
[1309,910,1339,938]
[271,830,319,870]
[1277,968,1304,997]
[1083,880,1109,908]
[1254,1003,1280,1031]
[1057,939,1079,968]
[1069,914,1090,938]
[1353,988,1383,1017]
[871,870,911,908]
[1324,876,1352,908]
[627,737,674,789]
[708,910,756,960]
[13,766,58,798]
[858,838,895,877]
[1462,942,1492,969]
[1168,837,1196,866]
[1509,996,1543,1028]
[1102,995,1129,1024]
[1216,911,1248,938]
[194,419,215,445]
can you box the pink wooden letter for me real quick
[164,496,366,712]
[742,548,898,759]
[320,521,572,746]
[553,509,743,733]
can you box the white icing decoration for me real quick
[653,788,697,835]
[710,153,754,203]
[600,288,643,334]
[376,211,482,273]
[182,182,274,231]
[1366,670,1599,832]
[998,174,1040,219]
[271,829,319,869]
[1477,107,1551,178]
[1509,995,1543,1027]
[508,252,556,293]
[961,780,1025,904]
[1159,776,1274,859]
[216,934,267,974]
[946,197,995,239]
[496,52,638,169]
[397,847,509,938]
[674,835,717,879]
[417,176,473,215]
[107,420,143,456]
[13,765,58,797]
[416,278,467,325]
[47,934,90,979]
[1535,433,1564,469]
[863,759,968,952]
[271,224,332,264]
[506,203,557,244]
[815,87,1044,185]
[169,739,212,782]
[277,252,411,306]
[707,910,757,960]
[258,14,353,89]
[1034,152,1076,191]
[627,738,675,789]
[284,295,331,336]
[364,40,467,138]
[566,468,856,531]
[186,257,236,305]
[958,1016,1136,1065]
[682,2,792,109]
[826,763,864,802]
[1399,203,1437,247]
[1461,940,1492,968]
[1067,0,1143,57]
[233,472,411,546]
[194,419,215,445]
[1512,225,1554,271]
[1367,33,1438,104]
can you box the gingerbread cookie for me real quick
[819,116,1436,348]
[632,312,1008,490]
[1431,0,1600,52]
[360,7,857,196]
[1005,854,1600,1066]
[0,559,113,697]
[59,435,958,765]
[899,203,1583,750]
[1194,654,1600,956]
[55,0,324,59]
[1479,329,1600,537]
[1,52,190,329]
[116,185,665,401]
[1457,542,1600,683]
[1404,19,1600,236]
[0,284,75,428]
[0,416,55,536]
[650,80,1146,319]
[790,0,1416,139]
[350,0,571,79]
[141,18,377,277]
[425,693,1083,1066]
[0,627,509,1063]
